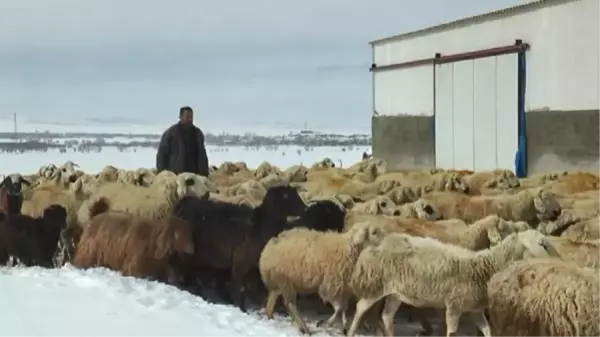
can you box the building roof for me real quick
[370,0,579,45]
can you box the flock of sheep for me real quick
[0,158,598,337]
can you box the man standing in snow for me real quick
[156,106,210,177]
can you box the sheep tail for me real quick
[89,197,110,218]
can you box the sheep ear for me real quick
[21,178,31,186]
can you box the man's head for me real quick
[179,106,194,125]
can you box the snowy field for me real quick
[0,145,368,175]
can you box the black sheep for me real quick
[291,200,346,232]
[172,184,306,312]
[0,204,67,267]
[0,174,31,215]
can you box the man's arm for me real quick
[197,130,210,177]
[156,128,171,172]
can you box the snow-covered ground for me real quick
[0,145,368,174]
[1,265,335,336]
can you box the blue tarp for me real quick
[514,51,528,178]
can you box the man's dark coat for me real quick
[156,123,209,176]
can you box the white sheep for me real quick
[259,224,386,334]
[364,214,531,251]
[487,258,599,336]
[345,230,560,337]
[422,187,562,225]
[81,172,211,223]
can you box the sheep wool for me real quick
[345,230,560,337]
[259,224,386,335]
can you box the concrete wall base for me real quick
[371,115,435,170]
[526,110,599,174]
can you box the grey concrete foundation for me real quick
[526,109,599,174]
[371,115,435,170]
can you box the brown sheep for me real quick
[72,198,194,285]
[545,171,599,195]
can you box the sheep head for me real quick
[412,199,441,220]
[441,172,470,193]
[532,187,562,222]
[176,173,214,199]
[349,222,387,247]
[364,196,396,215]
[283,165,309,183]
[385,186,418,205]
[0,173,31,196]
[483,171,521,189]
[135,168,155,187]
[511,230,561,258]
[69,174,99,198]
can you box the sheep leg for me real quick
[444,306,463,337]
[264,291,280,319]
[345,296,383,337]
[381,296,402,337]
[282,293,310,335]
[316,297,348,329]
[469,311,491,337]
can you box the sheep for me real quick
[96,165,119,183]
[421,187,561,225]
[73,198,194,285]
[312,157,336,169]
[375,171,469,195]
[487,258,599,336]
[349,195,398,216]
[283,165,309,183]
[345,230,561,337]
[545,171,599,195]
[544,236,599,268]
[363,214,531,251]
[463,169,520,195]
[259,224,386,334]
[172,185,307,312]
[290,199,346,233]
[83,172,211,222]
[0,174,31,215]
[70,174,100,200]
[0,204,67,267]
[383,186,419,205]
[344,199,441,231]
[560,216,599,241]
[21,182,80,232]
[254,161,281,179]
[391,198,441,221]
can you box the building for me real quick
[370,0,599,176]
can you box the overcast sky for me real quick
[0,0,521,131]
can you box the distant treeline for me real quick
[0,131,371,152]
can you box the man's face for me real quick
[180,110,193,125]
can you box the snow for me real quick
[0,145,368,174]
[0,265,332,336]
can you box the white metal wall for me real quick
[373,0,599,113]
[434,54,519,171]
[374,65,433,116]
